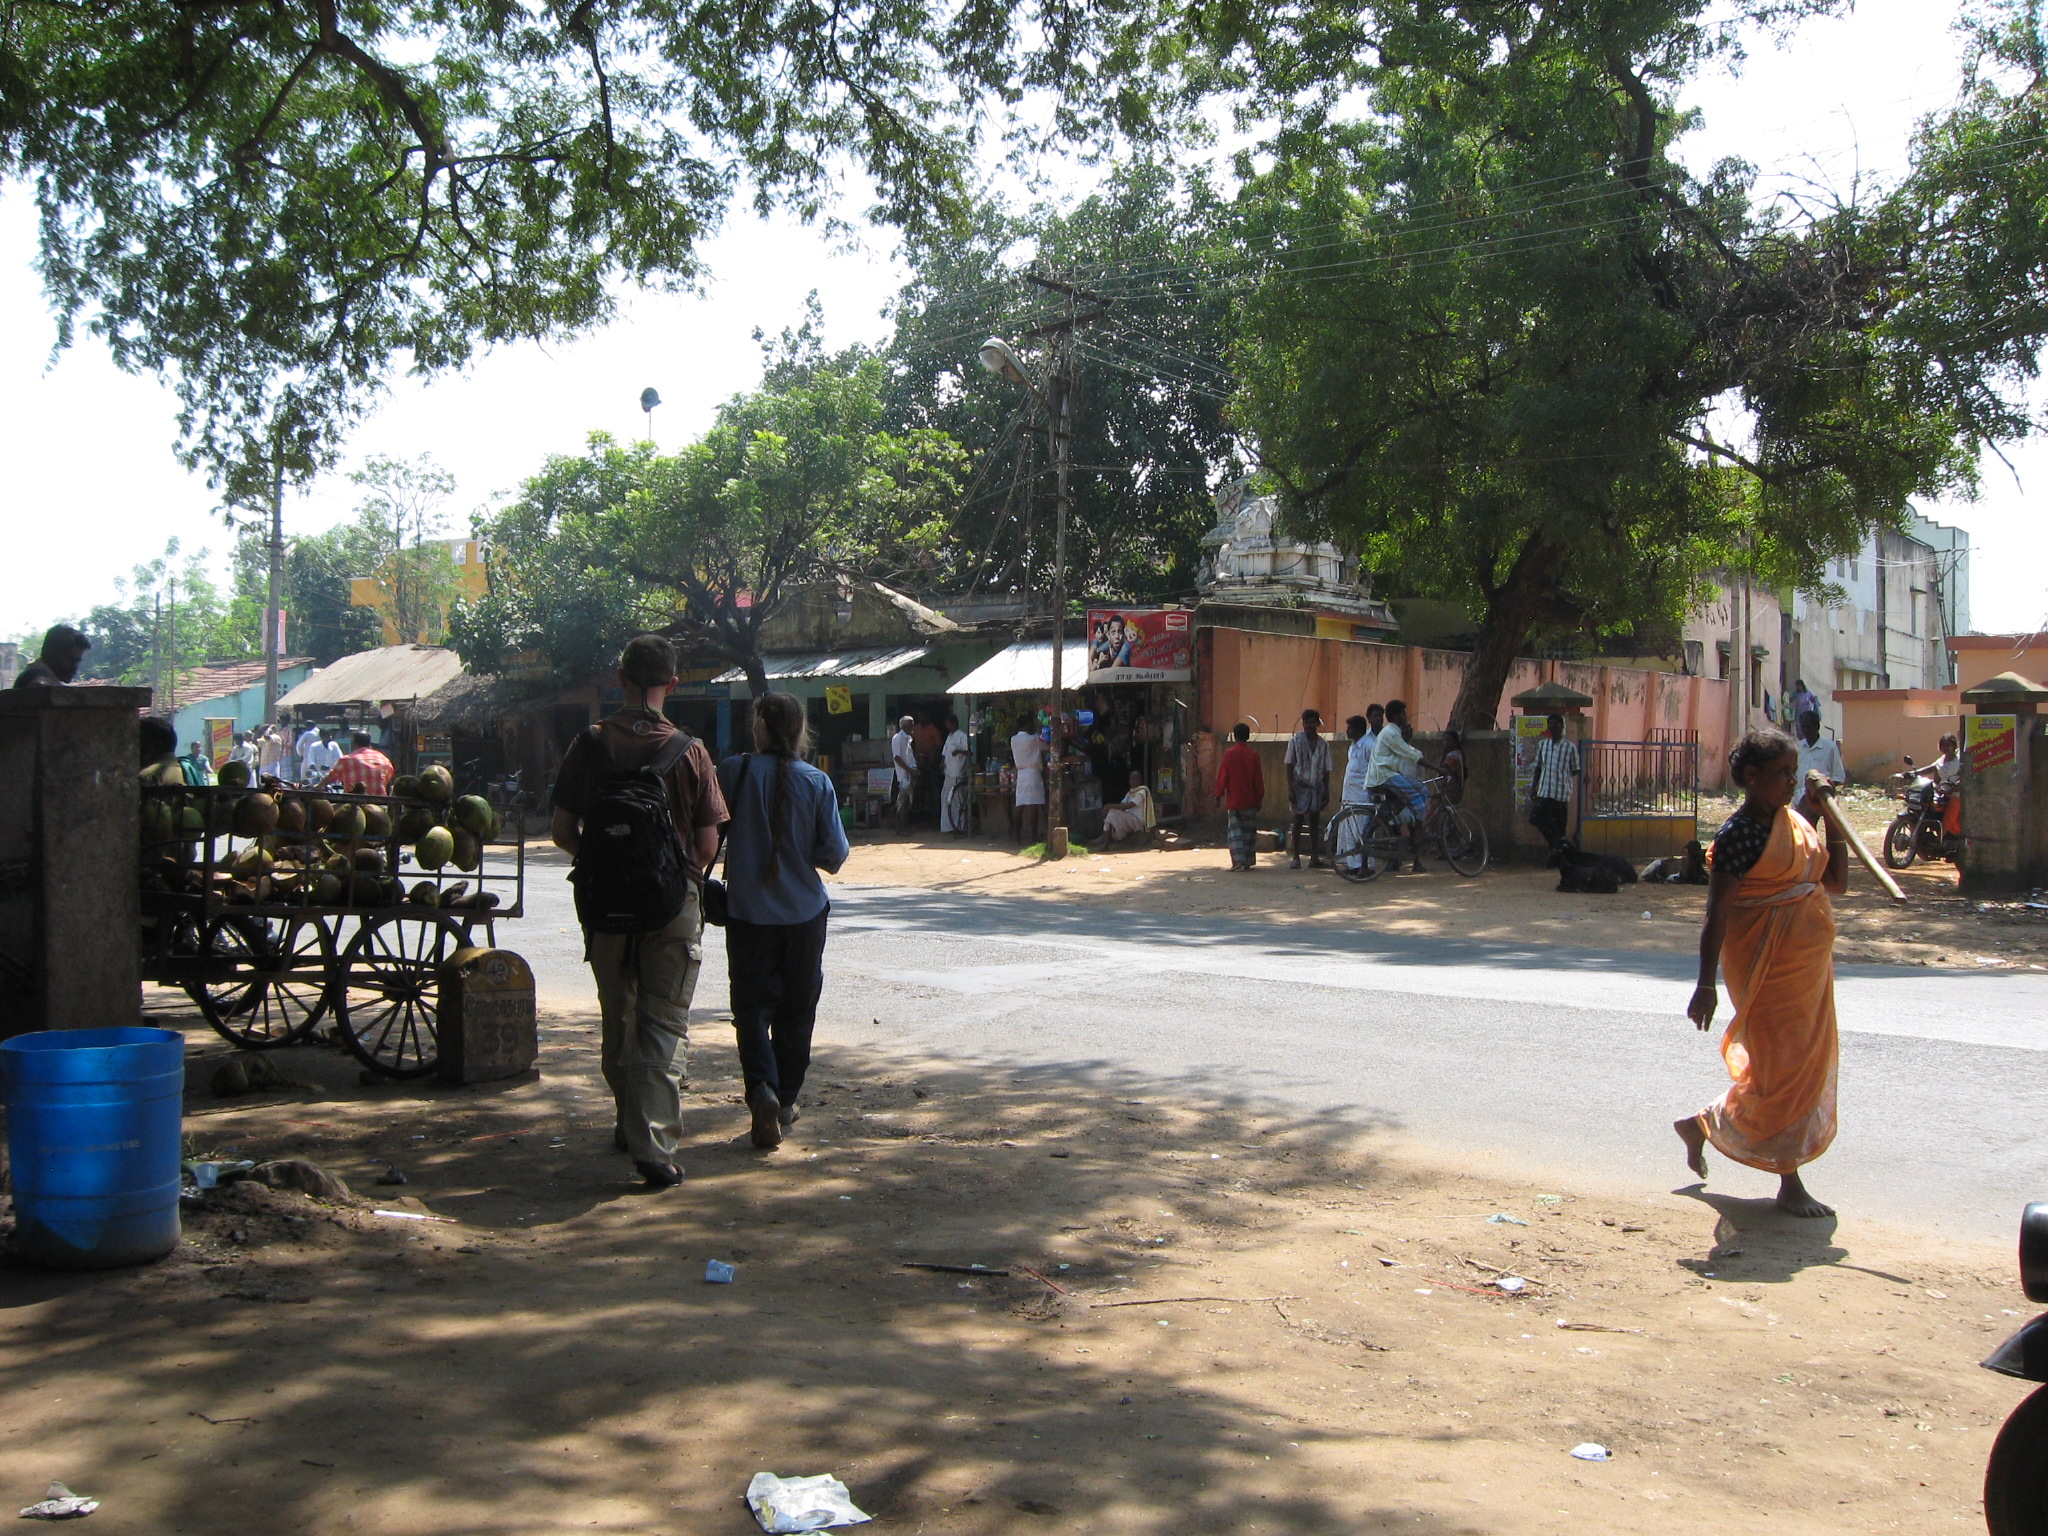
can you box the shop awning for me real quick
[276,645,466,709]
[949,640,1094,696]
[709,646,933,684]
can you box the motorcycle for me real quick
[1982,1203,2048,1532]
[1884,755,1958,868]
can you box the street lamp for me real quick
[979,335,1073,858]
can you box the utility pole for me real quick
[1021,272,1109,859]
[263,440,285,724]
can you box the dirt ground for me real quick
[0,1001,2032,1535]
[829,786,2048,971]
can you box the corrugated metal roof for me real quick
[710,646,933,684]
[949,640,1094,696]
[276,645,466,708]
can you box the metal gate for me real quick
[1579,738,1699,862]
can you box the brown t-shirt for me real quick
[551,709,728,859]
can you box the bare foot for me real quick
[1776,1173,1834,1218]
[1674,1116,1708,1178]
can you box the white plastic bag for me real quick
[745,1472,871,1533]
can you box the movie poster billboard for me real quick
[1085,608,1193,684]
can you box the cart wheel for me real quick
[1986,1382,2048,1535]
[333,912,467,1078]
[187,916,333,1049]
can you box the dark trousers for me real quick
[725,909,829,1104]
[1531,796,1570,849]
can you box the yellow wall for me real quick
[350,540,488,644]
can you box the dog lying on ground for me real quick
[1548,838,1641,893]
[1640,840,1709,885]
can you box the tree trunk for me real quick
[743,655,769,699]
[1447,538,1570,732]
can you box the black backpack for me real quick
[568,727,695,934]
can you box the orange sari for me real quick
[1698,806,1838,1174]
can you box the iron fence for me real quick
[1579,739,1700,861]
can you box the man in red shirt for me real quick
[324,732,396,795]
[1214,721,1266,871]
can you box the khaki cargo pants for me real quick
[587,884,703,1165]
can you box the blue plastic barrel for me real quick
[2,1027,184,1268]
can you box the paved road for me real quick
[510,846,2048,1240]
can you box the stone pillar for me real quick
[1958,671,2048,895]
[0,687,150,1037]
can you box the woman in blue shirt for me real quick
[717,692,851,1149]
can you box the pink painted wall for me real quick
[1199,627,1734,785]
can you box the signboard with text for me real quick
[1966,714,2017,773]
[205,717,235,768]
[1512,716,1552,804]
[1085,608,1193,685]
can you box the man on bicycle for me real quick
[1365,699,1430,873]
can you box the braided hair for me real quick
[752,692,809,883]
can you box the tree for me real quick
[454,354,964,692]
[882,161,1246,605]
[1,0,1180,482]
[348,455,463,643]
[59,540,249,689]
[1227,0,2014,729]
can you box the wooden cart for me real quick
[139,780,525,1080]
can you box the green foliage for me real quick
[455,354,964,688]
[349,455,463,644]
[61,540,252,685]
[276,520,387,664]
[1226,0,1997,727]
[1,0,1171,483]
[882,161,1244,603]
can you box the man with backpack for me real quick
[550,634,729,1188]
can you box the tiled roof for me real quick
[170,657,315,705]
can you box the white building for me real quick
[1785,513,1970,728]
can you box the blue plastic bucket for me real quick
[2,1027,184,1269]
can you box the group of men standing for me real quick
[1213,700,1455,872]
[890,712,975,836]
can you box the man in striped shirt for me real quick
[324,731,396,796]
[1528,714,1579,851]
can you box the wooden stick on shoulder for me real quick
[1806,769,1908,903]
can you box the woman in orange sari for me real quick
[1676,729,1849,1217]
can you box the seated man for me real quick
[1099,771,1156,844]
[1364,699,1430,872]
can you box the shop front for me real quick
[951,613,1194,843]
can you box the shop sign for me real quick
[1086,608,1193,684]
[1512,715,1551,803]
[1967,714,2017,773]
[825,685,853,715]
[205,717,235,767]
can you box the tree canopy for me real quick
[0,0,1193,482]
[453,352,964,691]
[881,160,1244,605]
[1225,0,2042,728]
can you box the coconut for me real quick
[216,759,252,790]
[305,797,336,832]
[362,804,392,838]
[416,825,455,871]
[330,803,366,839]
[311,872,346,905]
[454,795,494,835]
[437,881,470,909]
[418,764,454,802]
[391,774,421,801]
[408,880,440,906]
[398,807,435,844]
[352,847,386,874]
[451,829,481,872]
[276,797,307,834]
[233,792,279,838]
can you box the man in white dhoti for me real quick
[1010,718,1047,849]
[1099,770,1156,844]
[939,713,972,834]
[890,715,916,831]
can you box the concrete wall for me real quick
[1960,714,2048,894]
[1836,690,1961,782]
[1951,635,2048,694]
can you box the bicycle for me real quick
[1318,774,1489,882]
[942,775,979,837]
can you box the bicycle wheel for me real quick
[1322,806,1386,883]
[1436,805,1489,877]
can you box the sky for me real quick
[1,0,2041,643]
